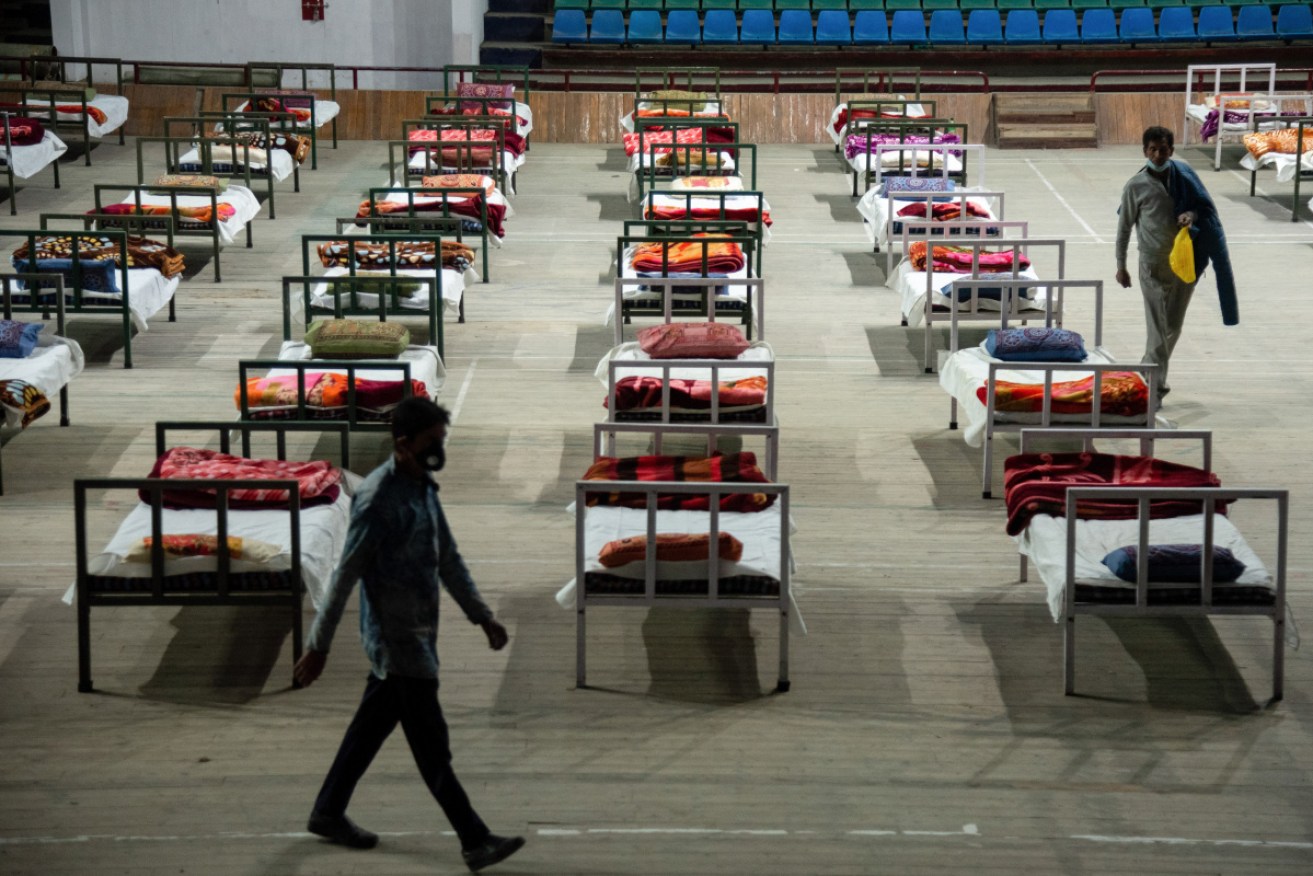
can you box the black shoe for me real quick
[463,834,525,872]
[307,812,379,849]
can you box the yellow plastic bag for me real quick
[1169,227,1196,283]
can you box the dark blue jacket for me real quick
[1167,159,1239,325]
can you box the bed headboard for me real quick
[835,67,923,103]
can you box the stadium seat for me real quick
[816,9,855,44]
[740,8,778,42]
[627,10,663,42]
[1034,0,1069,10]
[775,0,811,9]
[1183,0,1216,6]
[998,0,1034,9]
[703,9,740,42]
[853,9,892,42]
[887,0,922,10]
[589,9,626,42]
[924,0,958,10]
[813,0,850,10]
[850,0,887,9]
[891,9,930,42]
[1277,4,1313,38]
[629,0,663,8]
[1081,7,1119,40]
[555,0,588,9]
[739,0,774,9]
[967,8,1006,41]
[1235,4,1275,37]
[1005,8,1044,41]
[1147,0,1183,7]
[1043,8,1080,40]
[665,0,701,8]
[1071,0,1105,8]
[1196,5,1238,40]
[702,0,736,8]
[1118,7,1158,39]
[665,9,702,43]
[1156,6,1197,38]
[592,0,624,8]
[778,9,816,43]
[962,0,996,9]
[1109,0,1147,8]
[552,9,588,42]
[930,9,967,42]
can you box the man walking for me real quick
[1115,125,1238,402]
[294,397,525,873]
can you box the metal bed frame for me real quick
[399,117,517,192]
[834,92,932,154]
[160,115,300,216]
[632,118,744,200]
[942,278,1160,498]
[5,56,127,165]
[1,109,62,216]
[278,269,445,361]
[1182,62,1276,171]
[440,63,533,150]
[1246,114,1313,223]
[603,354,776,428]
[220,60,340,169]
[359,178,494,286]
[574,420,790,693]
[870,187,1006,271]
[849,118,968,197]
[613,276,765,344]
[639,189,769,240]
[73,420,352,693]
[0,273,70,496]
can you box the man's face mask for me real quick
[1146,158,1170,172]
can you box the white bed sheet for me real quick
[892,259,1045,328]
[0,130,68,178]
[939,344,1158,447]
[275,340,447,395]
[856,188,998,248]
[1239,149,1313,183]
[0,333,84,428]
[115,185,261,246]
[1017,512,1273,623]
[178,145,295,181]
[306,265,467,317]
[21,268,180,333]
[22,94,129,138]
[71,482,352,610]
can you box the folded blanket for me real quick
[599,532,743,568]
[832,105,929,134]
[230,130,311,163]
[631,235,745,275]
[143,446,342,510]
[644,204,772,227]
[251,96,313,124]
[607,375,767,412]
[95,201,237,227]
[236,372,429,419]
[896,201,992,221]
[408,127,526,158]
[622,125,735,157]
[1242,127,1313,159]
[583,453,774,513]
[0,378,50,429]
[908,241,1030,273]
[1004,451,1221,536]
[355,195,506,239]
[13,233,186,279]
[317,239,475,272]
[845,131,961,161]
[0,115,45,146]
[981,371,1150,418]
[421,174,497,196]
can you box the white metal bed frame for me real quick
[613,276,766,344]
[868,188,1006,271]
[1182,63,1277,171]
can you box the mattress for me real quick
[856,188,999,248]
[22,94,130,138]
[892,259,1045,328]
[15,268,180,333]
[76,482,352,610]
[1017,512,1274,623]
[0,130,68,178]
[306,264,468,317]
[113,185,262,245]
[939,344,1155,448]
[274,340,447,395]
[177,145,296,181]
[0,332,84,428]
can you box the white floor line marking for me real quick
[448,358,477,424]
[1025,159,1105,244]
[1072,834,1313,850]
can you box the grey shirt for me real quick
[1116,167,1177,273]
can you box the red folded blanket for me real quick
[1004,451,1222,536]
[143,447,342,510]
[0,115,45,145]
[644,204,773,227]
[607,375,767,412]
[896,201,992,221]
[583,452,774,513]
[980,371,1150,419]
[909,241,1030,273]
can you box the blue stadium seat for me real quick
[1005,9,1044,43]
[703,9,740,43]
[552,9,587,42]
[891,9,929,43]
[1235,4,1274,37]
[778,9,816,43]
[1081,7,1119,41]
[740,9,777,43]
[665,9,701,43]
[627,10,663,43]
[853,9,891,43]
[1196,5,1238,40]
[967,8,1006,42]
[1043,8,1080,41]
[930,9,968,42]
[816,9,854,44]
[1118,6,1158,39]
[1277,4,1313,38]
[1156,6,1197,39]
[589,9,626,43]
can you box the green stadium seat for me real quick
[1034,0,1069,11]
[924,0,959,11]
[998,0,1033,11]
[961,0,995,9]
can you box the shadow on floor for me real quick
[866,323,988,378]
[842,250,884,288]
[585,191,632,224]
[814,191,864,224]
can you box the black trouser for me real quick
[313,673,490,850]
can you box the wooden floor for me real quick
[2,134,1312,874]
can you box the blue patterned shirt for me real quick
[306,456,492,679]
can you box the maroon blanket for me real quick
[1004,451,1221,536]
[583,452,774,513]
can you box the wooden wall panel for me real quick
[1096,92,1186,145]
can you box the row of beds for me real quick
[0,63,542,691]
[827,67,1291,699]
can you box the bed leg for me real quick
[576,608,587,689]
[776,606,790,693]
[1272,612,1285,703]
[1019,556,1028,583]
[291,592,304,690]
[982,438,993,499]
[1063,615,1075,695]
[77,600,93,693]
